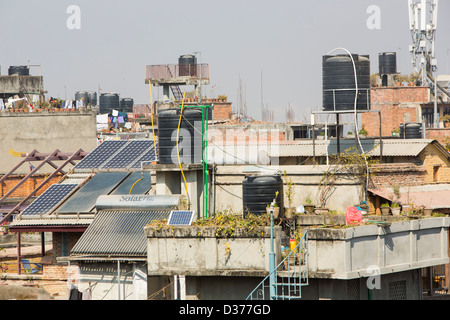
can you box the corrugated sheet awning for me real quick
[369,184,450,210]
[70,209,170,258]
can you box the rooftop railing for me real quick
[146,64,209,81]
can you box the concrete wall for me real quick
[302,269,422,300]
[77,262,148,300]
[0,76,43,95]
[0,110,97,174]
[212,165,363,214]
[145,226,282,276]
[307,217,449,280]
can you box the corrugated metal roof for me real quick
[9,217,94,227]
[70,209,170,257]
[209,139,440,161]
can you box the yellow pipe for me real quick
[149,82,158,158]
[129,178,142,195]
[177,92,189,205]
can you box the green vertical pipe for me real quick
[202,108,206,219]
[203,107,208,220]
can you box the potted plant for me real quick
[439,114,450,128]
[266,191,280,219]
[284,172,295,218]
[392,128,400,137]
[303,194,314,215]
[358,127,368,137]
[390,202,401,216]
[381,202,391,216]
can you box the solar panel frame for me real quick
[100,140,155,169]
[167,210,195,226]
[20,184,78,216]
[74,140,128,170]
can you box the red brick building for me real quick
[361,86,429,137]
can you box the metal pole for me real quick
[434,75,439,128]
[117,260,121,300]
[269,204,276,300]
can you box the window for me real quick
[422,107,434,128]
[61,232,69,257]
[433,165,440,182]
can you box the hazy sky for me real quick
[1,0,449,122]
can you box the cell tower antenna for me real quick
[408,0,438,85]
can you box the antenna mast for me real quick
[408,0,438,85]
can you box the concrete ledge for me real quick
[145,226,273,238]
[307,217,450,279]
[145,226,281,276]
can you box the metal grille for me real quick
[389,280,407,300]
[347,279,360,300]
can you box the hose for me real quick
[326,47,369,202]
[177,92,189,206]
[129,178,142,195]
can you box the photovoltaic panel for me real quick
[56,172,129,213]
[129,143,157,169]
[74,140,128,170]
[101,140,155,169]
[21,184,78,216]
[167,210,195,226]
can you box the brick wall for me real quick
[362,86,429,137]
[0,174,63,198]
[52,232,83,258]
[369,163,427,189]
[426,128,450,147]
[212,102,232,121]
[419,144,450,184]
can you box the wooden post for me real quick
[17,232,21,275]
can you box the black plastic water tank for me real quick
[242,175,284,217]
[8,66,29,76]
[379,52,397,74]
[179,54,197,77]
[75,91,89,105]
[120,98,134,113]
[99,93,120,114]
[87,91,97,106]
[323,54,371,111]
[399,123,422,139]
[158,108,204,164]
